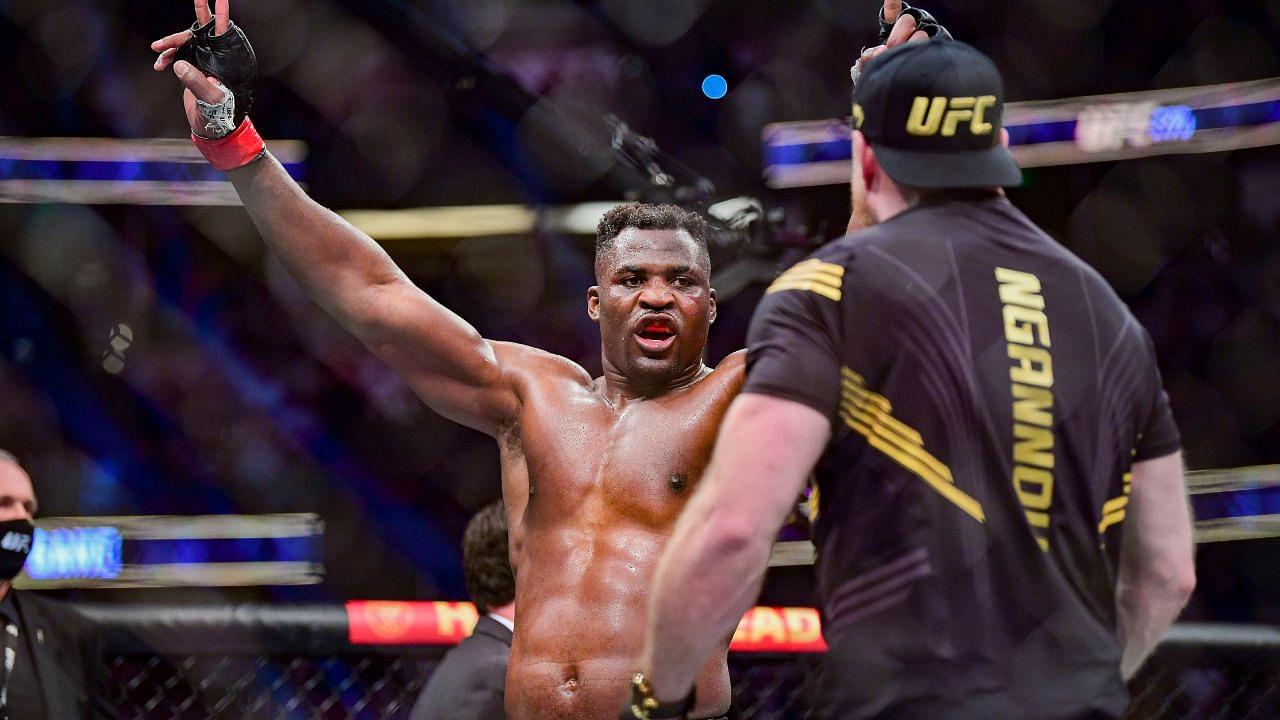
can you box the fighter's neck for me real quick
[598,362,712,403]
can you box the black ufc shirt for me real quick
[745,195,1180,720]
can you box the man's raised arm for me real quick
[229,155,520,436]
[152,1,519,436]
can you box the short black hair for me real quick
[595,202,710,265]
[462,500,514,614]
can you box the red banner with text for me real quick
[347,601,479,645]
[730,606,827,653]
[346,601,827,653]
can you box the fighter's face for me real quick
[589,228,715,387]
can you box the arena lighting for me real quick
[1186,464,1280,543]
[15,513,324,589]
[25,526,123,580]
[340,201,625,240]
[0,136,307,205]
[1147,105,1197,144]
[0,136,308,163]
[2,80,1273,204]
[763,77,1280,188]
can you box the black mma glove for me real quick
[175,16,258,137]
[878,2,953,44]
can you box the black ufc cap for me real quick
[853,41,1022,188]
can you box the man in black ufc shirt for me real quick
[631,41,1195,720]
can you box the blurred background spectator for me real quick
[0,451,117,719]
[409,499,514,720]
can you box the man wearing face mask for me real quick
[0,450,117,720]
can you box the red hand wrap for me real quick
[191,117,266,171]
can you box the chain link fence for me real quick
[1124,625,1280,720]
[110,653,829,720]
[110,653,437,719]
[87,605,1280,720]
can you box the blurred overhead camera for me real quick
[605,114,828,259]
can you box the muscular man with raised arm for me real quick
[151,2,741,717]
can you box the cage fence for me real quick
[79,603,1280,720]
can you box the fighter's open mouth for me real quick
[634,317,677,353]
[637,323,675,341]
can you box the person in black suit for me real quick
[0,450,117,720]
[410,500,515,720]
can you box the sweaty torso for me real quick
[495,345,745,720]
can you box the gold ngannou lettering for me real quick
[997,267,1056,551]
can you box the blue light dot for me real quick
[701,74,728,100]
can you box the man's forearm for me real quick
[641,492,774,702]
[228,153,404,324]
[638,396,830,705]
[1116,579,1190,679]
[1116,453,1195,680]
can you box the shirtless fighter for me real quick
[150,2,743,717]
[151,2,940,717]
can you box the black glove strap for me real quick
[877,3,953,44]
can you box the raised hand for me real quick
[858,0,932,72]
[150,0,252,139]
[150,0,222,70]
[880,1,952,45]
[855,0,947,84]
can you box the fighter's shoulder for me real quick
[1068,252,1152,350]
[712,349,747,381]
[1031,234,1137,328]
[492,341,594,387]
[763,239,862,305]
[699,350,747,398]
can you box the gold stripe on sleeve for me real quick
[1098,463,1135,535]
[839,368,985,523]
[766,259,846,301]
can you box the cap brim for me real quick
[871,143,1023,189]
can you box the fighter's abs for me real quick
[498,358,743,717]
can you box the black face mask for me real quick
[0,519,34,581]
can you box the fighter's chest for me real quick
[519,394,721,522]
